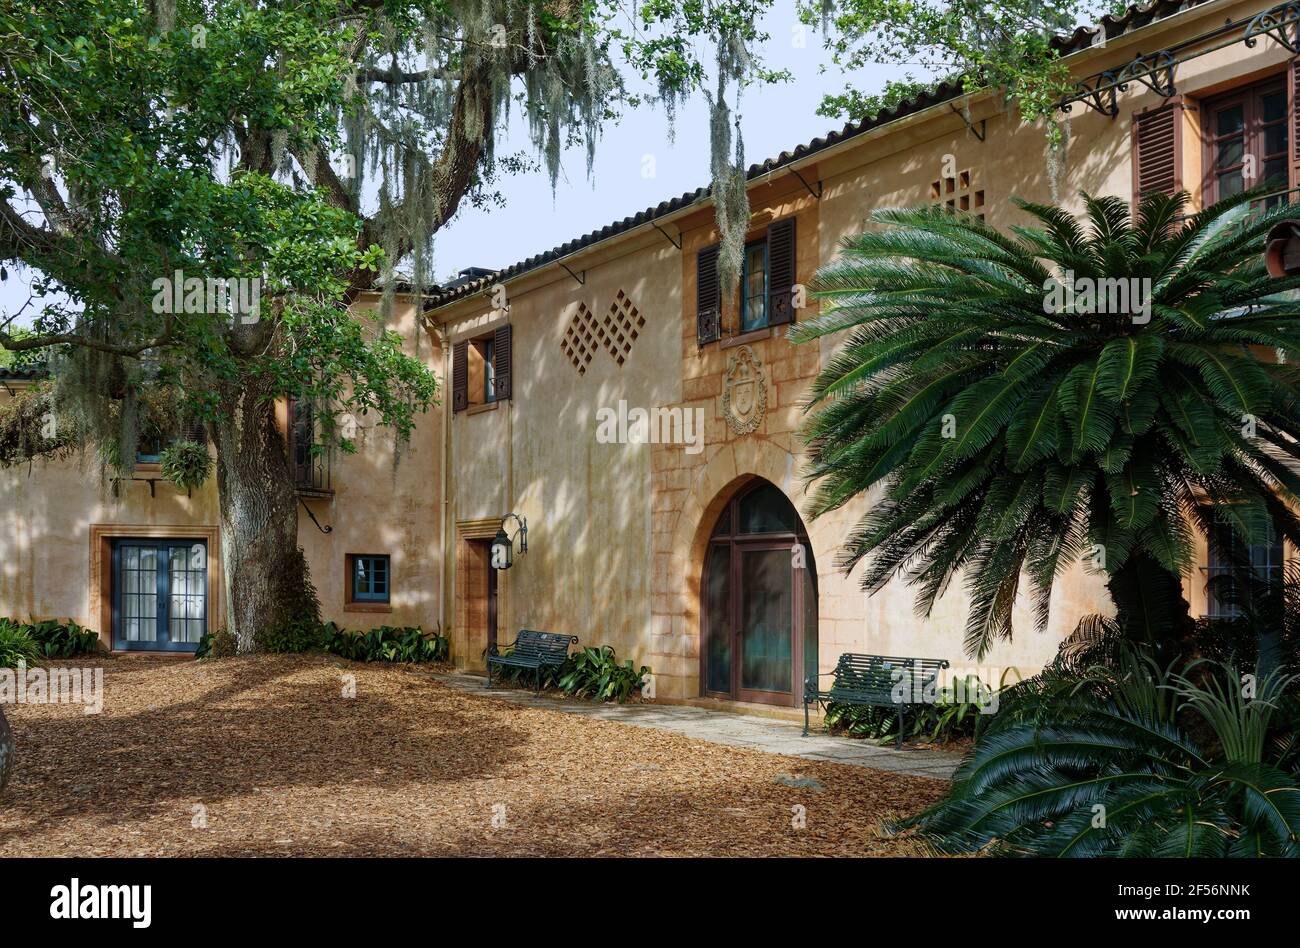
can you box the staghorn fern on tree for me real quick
[793,189,1300,660]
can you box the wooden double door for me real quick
[700,481,818,707]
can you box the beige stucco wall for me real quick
[432,0,1296,700]
[0,293,443,645]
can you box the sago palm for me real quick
[794,190,1300,658]
[893,651,1300,857]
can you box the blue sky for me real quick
[1,5,924,325]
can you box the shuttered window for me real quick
[1132,101,1183,201]
[452,325,512,412]
[696,244,721,345]
[695,214,797,345]
[767,216,796,327]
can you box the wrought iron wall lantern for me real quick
[491,513,528,570]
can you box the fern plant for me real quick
[795,190,1300,658]
[160,439,213,491]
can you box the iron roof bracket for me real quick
[652,222,683,249]
[790,167,823,200]
[947,103,987,141]
[559,263,585,286]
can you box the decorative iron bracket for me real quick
[559,263,585,286]
[299,496,333,534]
[1061,70,1119,117]
[1114,50,1178,100]
[1060,51,1176,118]
[1245,2,1300,52]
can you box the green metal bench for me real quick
[804,653,950,747]
[487,630,579,691]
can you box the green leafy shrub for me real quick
[826,674,996,745]
[0,618,99,663]
[159,439,213,491]
[0,621,41,668]
[256,617,327,654]
[323,624,449,663]
[195,627,237,660]
[896,649,1300,857]
[557,646,649,703]
[25,619,100,658]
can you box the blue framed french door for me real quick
[111,539,208,652]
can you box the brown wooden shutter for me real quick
[1131,101,1183,202]
[767,216,797,327]
[1290,58,1300,192]
[451,341,468,412]
[696,244,721,345]
[493,324,512,401]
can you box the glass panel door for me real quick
[703,543,732,694]
[737,546,793,699]
[114,540,207,652]
[118,544,160,646]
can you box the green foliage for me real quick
[0,383,76,466]
[322,624,450,664]
[195,627,237,660]
[795,190,1300,658]
[159,439,212,491]
[803,0,1126,139]
[255,617,327,654]
[0,618,99,663]
[0,621,42,668]
[897,648,1300,856]
[556,646,650,703]
[826,674,995,744]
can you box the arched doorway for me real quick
[700,480,818,707]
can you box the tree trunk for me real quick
[1106,551,1197,664]
[209,374,315,653]
[0,704,13,796]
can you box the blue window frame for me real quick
[741,240,769,332]
[111,539,207,652]
[351,554,391,603]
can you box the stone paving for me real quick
[432,672,961,780]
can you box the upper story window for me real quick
[289,396,332,494]
[452,325,512,413]
[1204,81,1289,206]
[741,240,768,331]
[696,215,797,345]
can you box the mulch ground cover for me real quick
[0,654,946,856]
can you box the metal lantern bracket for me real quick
[501,512,528,555]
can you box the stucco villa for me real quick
[1,0,1294,714]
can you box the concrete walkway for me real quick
[432,672,960,780]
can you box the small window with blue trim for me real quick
[350,554,391,603]
[740,239,768,331]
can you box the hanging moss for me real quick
[705,32,752,307]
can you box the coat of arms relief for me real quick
[721,345,767,435]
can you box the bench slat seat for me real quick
[804,653,950,747]
[487,630,579,691]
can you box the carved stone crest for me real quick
[721,345,767,435]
